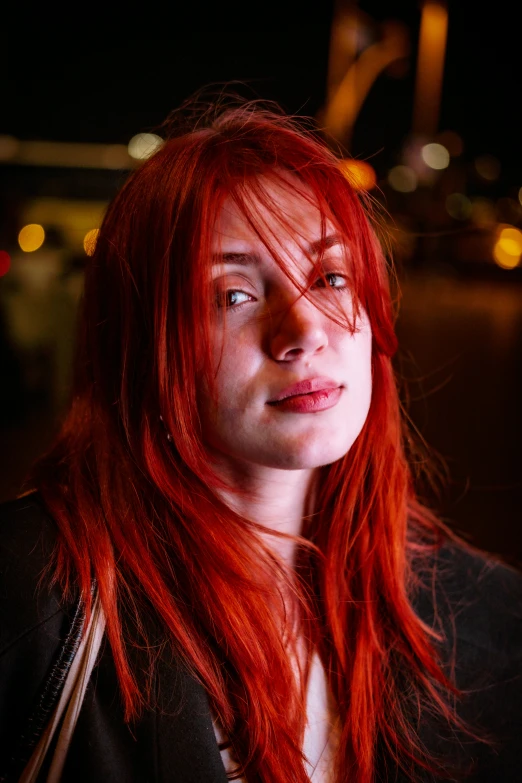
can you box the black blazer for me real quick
[1,493,522,782]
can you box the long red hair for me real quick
[29,99,491,782]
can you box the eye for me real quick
[314,272,349,291]
[216,289,255,309]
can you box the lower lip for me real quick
[268,387,342,413]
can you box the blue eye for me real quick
[217,289,254,309]
[315,272,349,290]
[327,273,346,288]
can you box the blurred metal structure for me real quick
[321,0,409,149]
[0,137,134,170]
[412,1,449,138]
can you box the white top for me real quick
[212,650,339,781]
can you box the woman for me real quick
[1,97,521,783]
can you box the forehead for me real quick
[212,174,336,248]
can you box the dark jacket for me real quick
[1,493,522,782]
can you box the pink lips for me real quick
[267,377,342,413]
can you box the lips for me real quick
[268,377,341,404]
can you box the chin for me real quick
[260,440,355,470]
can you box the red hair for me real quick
[29,99,491,782]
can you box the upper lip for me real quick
[268,377,341,403]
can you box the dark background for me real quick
[3,5,520,175]
[1,2,521,566]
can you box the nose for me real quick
[269,292,328,362]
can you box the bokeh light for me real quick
[421,143,450,170]
[475,154,501,181]
[18,224,45,252]
[0,250,11,277]
[493,225,522,269]
[388,165,417,193]
[339,159,377,191]
[518,186,522,207]
[446,193,471,220]
[127,133,163,160]
[83,228,99,256]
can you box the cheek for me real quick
[359,333,373,383]
[212,325,261,382]
[336,315,372,363]
[341,327,373,400]
[208,332,262,418]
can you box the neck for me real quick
[210,456,318,567]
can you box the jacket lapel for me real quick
[155,654,228,782]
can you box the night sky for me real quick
[2,3,521,186]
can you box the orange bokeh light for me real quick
[18,223,45,253]
[493,225,522,269]
[339,159,377,191]
[83,228,99,257]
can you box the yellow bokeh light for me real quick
[388,165,417,193]
[127,133,163,160]
[18,224,45,252]
[421,143,450,170]
[493,225,522,269]
[499,238,521,255]
[83,228,99,256]
[493,244,521,269]
[339,159,377,191]
[499,225,522,243]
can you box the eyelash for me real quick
[216,273,350,311]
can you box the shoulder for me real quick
[412,537,522,665]
[412,537,522,777]
[0,491,65,653]
[0,490,58,552]
[0,494,79,777]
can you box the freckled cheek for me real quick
[212,329,263,403]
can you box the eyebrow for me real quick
[212,232,345,267]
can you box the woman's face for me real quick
[199,177,373,472]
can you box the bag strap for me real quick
[13,590,87,774]
[18,592,106,783]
